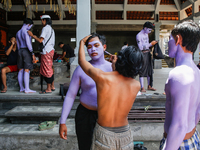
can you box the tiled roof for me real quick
[127,11,154,20]
[185,6,192,17]
[159,12,178,20]
[128,0,155,4]
[160,0,175,5]
[3,0,197,21]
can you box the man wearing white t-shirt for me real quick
[28,15,55,94]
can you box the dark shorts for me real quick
[17,48,33,70]
[7,65,18,72]
[75,103,98,150]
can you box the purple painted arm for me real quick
[163,71,191,150]
[136,34,143,50]
[60,67,81,124]
[24,30,33,52]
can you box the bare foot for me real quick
[20,88,25,93]
[25,89,36,93]
[140,87,146,92]
[147,85,156,91]
[1,88,7,93]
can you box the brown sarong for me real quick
[40,50,54,78]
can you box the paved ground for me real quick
[0,68,172,96]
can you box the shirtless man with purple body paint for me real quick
[59,33,112,150]
[160,20,200,150]
[16,18,36,93]
[136,22,157,92]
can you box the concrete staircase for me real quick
[162,59,168,68]
[0,94,168,150]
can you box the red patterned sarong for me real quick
[40,50,54,78]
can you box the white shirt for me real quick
[40,25,55,54]
[121,45,128,50]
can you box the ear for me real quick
[103,44,107,51]
[176,34,182,46]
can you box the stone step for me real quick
[4,102,78,124]
[0,94,166,110]
[5,106,62,124]
[161,60,169,68]
[1,119,200,150]
[0,94,80,109]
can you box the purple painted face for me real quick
[27,24,33,30]
[168,35,179,58]
[144,28,152,34]
[87,40,104,60]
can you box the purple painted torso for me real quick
[60,39,112,124]
[136,29,152,50]
[16,24,33,52]
[163,36,200,150]
[77,61,112,108]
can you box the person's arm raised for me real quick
[78,35,103,82]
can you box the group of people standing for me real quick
[60,20,200,150]
[1,15,76,94]
[1,15,55,94]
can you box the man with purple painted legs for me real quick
[160,20,200,150]
[136,21,157,92]
[16,18,36,93]
[59,33,112,150]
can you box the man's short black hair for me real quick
[115,45,143,79]
[171,20,200,53]
[124,41,128,45]
[143,21,155,29]
[85,33,106,47]
[23,18,33,25]
[58,42,64,46]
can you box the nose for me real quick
[91,46,96,52]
